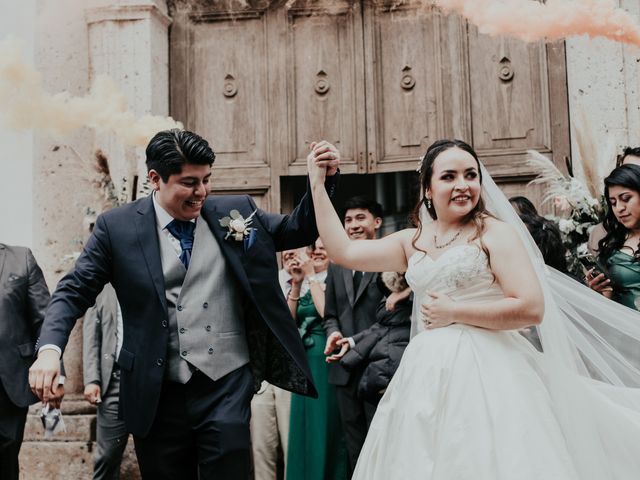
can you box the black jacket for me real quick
[340,296,412,404]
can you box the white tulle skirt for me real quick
[352,324,640,480]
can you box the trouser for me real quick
[93,368,129,480]
[250,381,291,480]
[334,374,377,474]
[134,365,254,480]
[0,380,28,480]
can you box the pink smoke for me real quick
[0,38,183,148]
[435,0,640,47]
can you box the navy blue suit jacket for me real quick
[39,175,337,437]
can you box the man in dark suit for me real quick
[82,283,131,479]
[322,196,384,472]
[0,244,64,479]
[29,130,340,479]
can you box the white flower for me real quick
[558,219,575,234]
[219,209,257,242]
[576,243,589,257]
[230,218,247,233]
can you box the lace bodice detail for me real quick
[406,245,504,336]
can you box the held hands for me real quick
[307,141,341,187]
[28,349,62,405]
[585,268,613,299]
[326,338,351,363]
[324,331,347,363]
[421,291,456,329]
[84,384,102,405]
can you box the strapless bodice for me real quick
[406,244,504,336]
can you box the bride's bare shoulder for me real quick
[482,216,520,247]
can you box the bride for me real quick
[308,139,640,479]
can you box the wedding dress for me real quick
[352,168,640,480]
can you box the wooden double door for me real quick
[169,0,570,212]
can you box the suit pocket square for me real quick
[244,228,258,252]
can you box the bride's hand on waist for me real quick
[421,291,456,329]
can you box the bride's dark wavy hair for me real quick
[409,139,491,257]
[598,164,640,262]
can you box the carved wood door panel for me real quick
[170,3,276,209]
[362,1,570,207]
[169,1,570,211]
[271,0,366,176]
[363,3,471,173]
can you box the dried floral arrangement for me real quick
[526,113,617,276]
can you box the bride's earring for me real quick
[426,198,432,209]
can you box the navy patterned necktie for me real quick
[166,219,196,269]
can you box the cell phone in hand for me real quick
[578,254,603,277]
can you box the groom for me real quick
[29,130,340,479]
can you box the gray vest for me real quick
[158,217,249,383]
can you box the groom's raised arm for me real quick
[255,144,340,251]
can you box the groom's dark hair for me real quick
[146,129,215,182]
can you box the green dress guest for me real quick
[606,251,640,310]
[588,164,640,311]
[285,241,348,480]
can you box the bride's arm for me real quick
[423,220,544,330]
[308,141,410,273]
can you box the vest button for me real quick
[208,347,214,354]
[161,321,168,328]
[205,325,211,332]
[179,327,186,334]
[177,305,183,311]
[156,358,164,366]
[203,302,209,308]
[181,350,188,357]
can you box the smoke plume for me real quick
[433,0,640,47]
[0,38,183,147]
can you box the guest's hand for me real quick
[49,384,65,409]
[585,268,613,299]
[324,331,343,355]
[421,291,456,329]
[289,254,305,285]
[299,252,315,277]
[385,287,411,311]
[29,349,62,404]
[326,337,350,363]
[84,384,102,405]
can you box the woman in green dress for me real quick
[588,164,640,310]
[286,239,348,480]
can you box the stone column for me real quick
[25,1,170,478]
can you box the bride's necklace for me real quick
[433,226,464,249]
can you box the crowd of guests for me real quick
[249,196,413,480]
[4,140,640,480]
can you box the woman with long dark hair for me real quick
[305,138,640,480]
[588,164,640,310]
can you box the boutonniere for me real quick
[219,209,257,241]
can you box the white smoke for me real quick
[0,38,183,148]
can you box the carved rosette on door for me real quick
[314,70,331,96]
[498,57,514,83]
[223,74,238,98]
